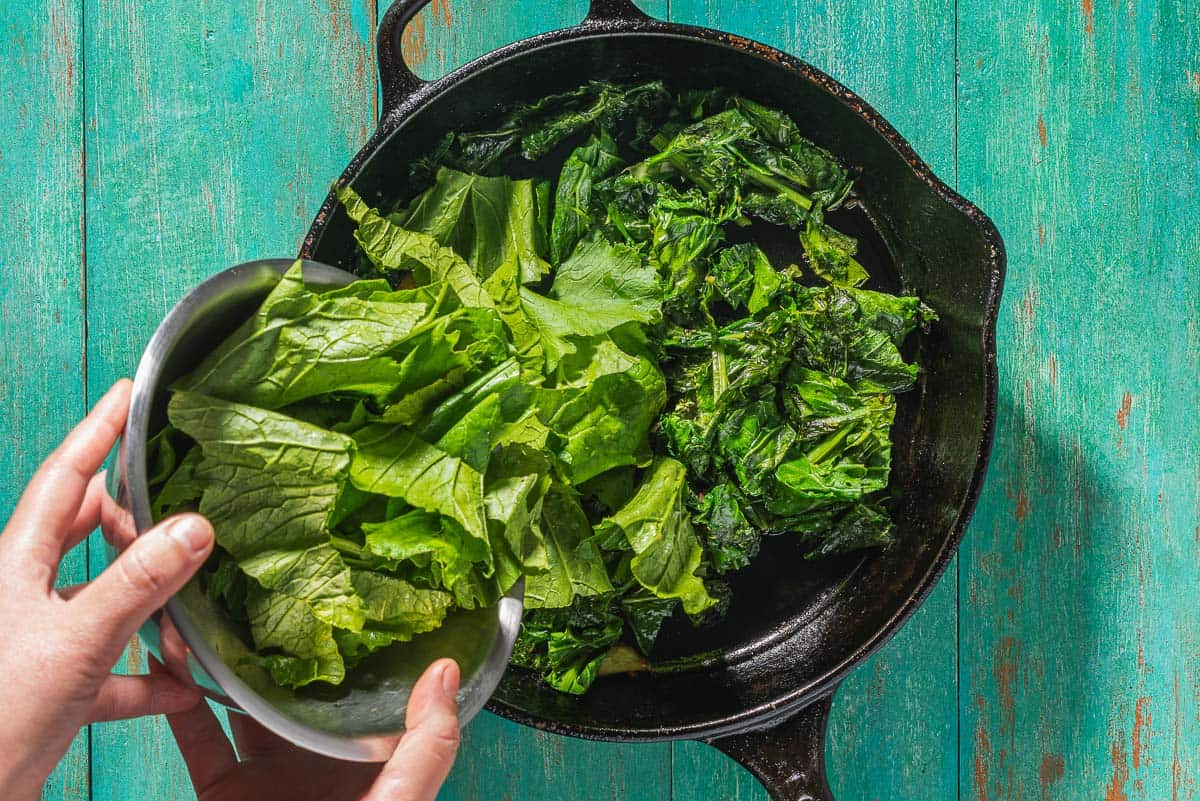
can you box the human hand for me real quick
[0,380,216,801]
[167,658,461,801]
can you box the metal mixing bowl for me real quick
[103,257,524,761]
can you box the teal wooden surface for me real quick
[662,1,961,799]
[0,0,90,798]
[958,1,1200,800]
[1,0,1197,799]
[80,0,376,798]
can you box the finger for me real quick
[62,472,111,556]
[73,513,213,664]
[98,485,138,553]
[164,673,237,796]
[89,671,201,722]
[364,659,460,801]
[157,618,196,687]
[229,712,296,760]
[6,380,131,567]
[56,582,87,600]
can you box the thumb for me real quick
[363,659,461,801]
[73,513,214,666]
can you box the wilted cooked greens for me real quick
[149,81,934,695]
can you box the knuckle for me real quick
[118,546,169,596]
[423,722,461,761]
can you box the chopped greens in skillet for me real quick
[148,82,935,695]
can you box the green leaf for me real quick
[350,423,491,561]
[398,167,551,285]
[550,236,662,329]
[765,386,895,518]
[362,509,486,590]
[181,262,440,408]
[245,582,345,688]
[538,336,666,484]
[748,248,785,314]
[594,458,715,615]
[525,485,614,608]
[510,595,623,695]
[801,221,869,288]
[435,393,502,474]
[151,445,203,519]
[484,444,553,583]
[239,543,366,633]
[491,237,661,372]
[337,185,495,309]
[351,569,453,635]
[168,391,354,560]
[620,591,678,654]
[803,502,893,558]
[694,482,760,573]
[419,80,671,174]
[551,133,623,264]
[790,288,924,392]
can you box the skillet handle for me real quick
[584,0,652,22]
[705,693,836,801]
[375,0,434,121]
[375,0,659,124]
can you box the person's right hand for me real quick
[167,658,461,801]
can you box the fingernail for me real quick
[440,660,460,698]
[164,515,213,554]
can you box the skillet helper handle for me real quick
[706,694,835,801]
[375,0,435,120]
[584,0,652,23]
[376,0,659,122]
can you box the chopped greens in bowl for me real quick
[149,82,935,696]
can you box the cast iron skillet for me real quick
[302,1,1005,797]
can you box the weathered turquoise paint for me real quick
[958,1,1200,800]
[1,0,1198,799]
[0,0,89,799]
[664,1,960,798]
[80,0,377,798]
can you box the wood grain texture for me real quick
[958,1,1200,800]
[81,0,376,798]
[0,0,89,798]
[6,0,1199,798]
[404,4,675,799]
[665,1,960,799]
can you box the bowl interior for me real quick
[306,30,1000,737]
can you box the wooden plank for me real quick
[958,0,1200,799]
[664,1,960,799]
[0,0,89,798]
[81,0,377,798]
[410,5,672,799]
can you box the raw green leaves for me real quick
[150,82,934,697]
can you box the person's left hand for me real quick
[0,380,216,801]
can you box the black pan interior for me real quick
[306,30,997,739]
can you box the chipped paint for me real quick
[1037,114,1048,147]
[1107,736,1129,801]
[994,637,1019,740]
[975,719,991,801]
[1082,0,1095,35]
[1015,488,1030,520]
[1133,697,1152,771]
[1040,752,1065,795]
[1117,392,1133,430]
